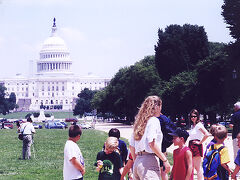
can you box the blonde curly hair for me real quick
[133,96,162,141]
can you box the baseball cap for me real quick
[168,128,189,142]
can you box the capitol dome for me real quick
[37,18,73,76]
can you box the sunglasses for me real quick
[190,116,197,118]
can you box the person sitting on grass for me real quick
[95,137,123,180]
[63,125,85,180]
[169,128,193,180]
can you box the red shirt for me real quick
[172,146,193,180]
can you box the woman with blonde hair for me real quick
[129,96,170,180]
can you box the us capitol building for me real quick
[0,19,110,111]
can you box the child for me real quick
[63,125,85,180]
[206,125,232,179]
[231,132,240,180]
[169,128,193,180]
[108,128,128,165]
[204,124,219,156]
[96,137,123,180]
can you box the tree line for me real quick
[73,0,240,125]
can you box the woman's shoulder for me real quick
[148,117,160,125]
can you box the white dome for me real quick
[37,18,73,76]
[41,36,69,53]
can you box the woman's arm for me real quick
[120,159,134,180]
[149,139,170,173]
[185,150,193,180]
[198,127,210,144]
[129,145,136,161]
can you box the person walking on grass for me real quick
[20,117,35,160]
[169,128,193,180]
[63,125,85,180]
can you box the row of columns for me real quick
[37,62,72,71]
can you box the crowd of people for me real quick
[62,96,240,180]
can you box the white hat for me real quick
[234,102,240,110]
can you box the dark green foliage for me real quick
[8,92,17,110]
[222,0,240,41]
[73,88,97,116]
[154,24,209,80]
[92,56,160,122]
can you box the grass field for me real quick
[0,126,109,180]
[0,124,173,179]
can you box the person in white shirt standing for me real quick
[129,96,170,180]
[20,117,35,160]
[63,125,85,180]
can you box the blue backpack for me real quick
[203,145,225,180]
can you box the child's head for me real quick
[215,125,227,140]
[104,137,119,154]
[69,125,82,138]
[169,128,189,146]
[209,124,218,136]
[108,128,120,139]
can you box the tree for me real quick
[73,88,97,116]
[222,0,240,41]
[154,24,209,80]
[0,85,10,115]
[149,71,197,124]
[92,56,160,122]
[8,92,17,110]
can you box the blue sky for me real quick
[0,0,232,78]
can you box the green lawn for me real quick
[0,125,173,179]
[0,127,109,180]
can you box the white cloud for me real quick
[60,27,86,42]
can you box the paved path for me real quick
[95,122,236,171]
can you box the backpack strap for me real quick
[217,145,225,152]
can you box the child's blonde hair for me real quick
[209,124,218,136]
[105,137,119,149]
[215,125,228,140]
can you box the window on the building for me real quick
[48,86,50,91]
[52,86,54,91]
[46,100,48,104]
[56,86,59,91]
[62,86,64,91]
[66,100,68,104]
[42,86,44,91]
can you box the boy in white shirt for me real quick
[63,125,85,180]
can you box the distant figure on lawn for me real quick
[63,125,85,180]
[20,117,35,160]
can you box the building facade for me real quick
[0,19,110,111]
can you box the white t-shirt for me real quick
[189,122,205,141]
[20,122,35,135]
[129,117,163,153]
[63,140,84,180]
